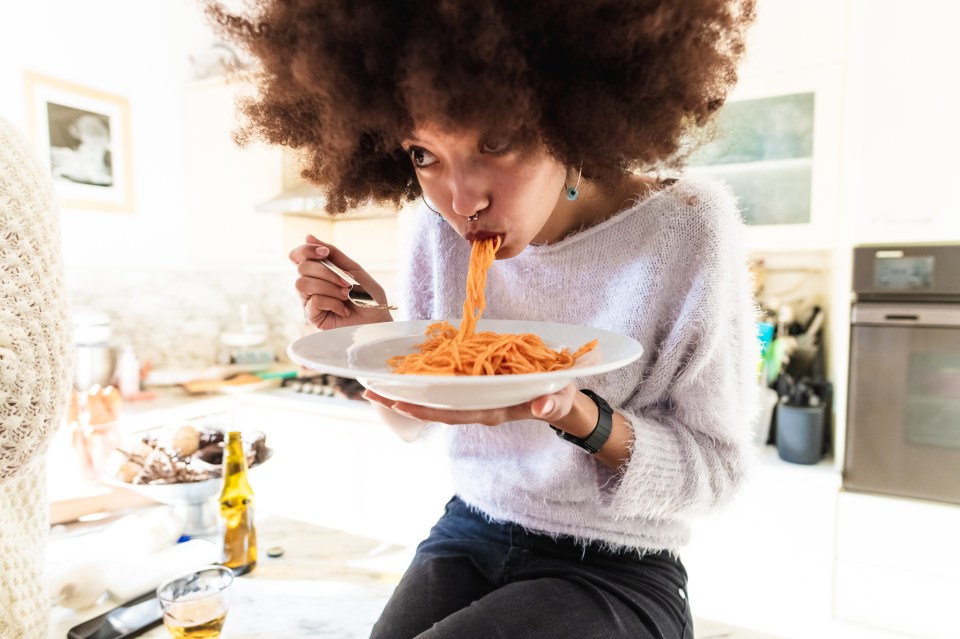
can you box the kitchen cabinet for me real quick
[231,392,453,547]
[682,446,841,638]
[707,64,846,254]
[684,446,960,638]
[834,491,960,638]
[181,78,287,267]
[845,0,960,245]
[686,0,848,254]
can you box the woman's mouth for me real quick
[464,230,503,244]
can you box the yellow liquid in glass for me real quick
[163,612,226,639]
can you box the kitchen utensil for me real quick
[776,403,826,464]
[66,590,163,639]
[180,373,276,395]
[73,308,116,390]
[318,259,397,310]
[288,319,643,410]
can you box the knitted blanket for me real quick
[0,116,73,639]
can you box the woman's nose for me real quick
[447,170,490,220]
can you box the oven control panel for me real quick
[853,244,960,301]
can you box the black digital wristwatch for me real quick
[549,389,614,454]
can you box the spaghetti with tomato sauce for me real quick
[388,236,598,376]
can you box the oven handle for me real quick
[852,303,960,327]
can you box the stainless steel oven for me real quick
[845,244,960,505]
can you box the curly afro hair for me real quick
[207,0,755,214]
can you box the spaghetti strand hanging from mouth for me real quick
[388,237,598,376]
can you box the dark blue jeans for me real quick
[370,496,694,639]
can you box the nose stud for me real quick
[468,213,480,221]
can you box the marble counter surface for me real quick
[50,514,405,638]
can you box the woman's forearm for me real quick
[550,391,633,471]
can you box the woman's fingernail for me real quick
[341,287,351,299]
[541,399,555,414]
[315,246,329,256]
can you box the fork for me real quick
[318,259,397,311]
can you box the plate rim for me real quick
[287,319,643,385]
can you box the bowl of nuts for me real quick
[106,420,271,535]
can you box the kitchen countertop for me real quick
[49,385,840,524]
[751,444,841,488]
[49,513,404,639]
[47,385,372,502]
[48,388,841,639]
[119,385,375,431]
[46,512,790,639]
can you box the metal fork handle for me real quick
[318,259,396,310]
[318,259,360,287]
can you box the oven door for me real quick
[845,303,960,504]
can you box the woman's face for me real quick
[402,123,574,259]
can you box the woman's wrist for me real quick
[551,390,599,439]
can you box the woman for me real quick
[211,1,758,637]
[0,116,74,639]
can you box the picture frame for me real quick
[24,71,134,213]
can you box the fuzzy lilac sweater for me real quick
[399,176,758,553]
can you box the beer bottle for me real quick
[219,431,257,575]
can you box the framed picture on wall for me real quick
[24,71,134,213]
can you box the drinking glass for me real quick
[156,565,234,638]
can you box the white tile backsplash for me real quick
[65,267,307,370]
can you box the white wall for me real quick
[2,1,187,270]
[0,0,287,273]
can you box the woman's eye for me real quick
[480,136,512,154]
[407,146,437,168]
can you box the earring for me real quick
[422,192,441,218]
[565,165,583,201]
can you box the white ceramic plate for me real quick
[287,319,643,410]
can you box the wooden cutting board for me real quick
[179,373,266,395]
[50,484,157,525]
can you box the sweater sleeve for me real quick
[606,184,759,520]
[0,118,74,484]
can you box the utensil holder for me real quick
[776,404,825,464]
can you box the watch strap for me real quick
[549,389,613,454]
